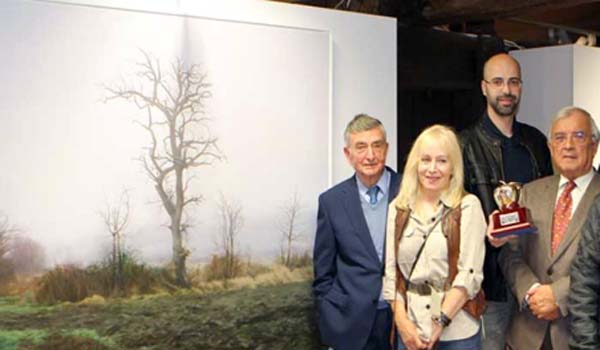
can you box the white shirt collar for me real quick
[558,169,595,191]
[356,168,390,196]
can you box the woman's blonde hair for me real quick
[395,124,465,210]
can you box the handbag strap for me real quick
[406,207,450,282]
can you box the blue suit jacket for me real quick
[313,167,400,350]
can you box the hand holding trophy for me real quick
[489,181,536,238]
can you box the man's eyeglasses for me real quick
[551,131,589,145]
[483,78,523,89]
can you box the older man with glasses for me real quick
[460,53,553,350]
[498,106,600,350]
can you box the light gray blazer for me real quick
[499,173,600,350]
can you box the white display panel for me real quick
[513,45,600,166]
[0,0,329,264]
[52,0,399,185]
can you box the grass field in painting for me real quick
[0,277,321,349]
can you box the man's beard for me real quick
[490,94,520,117]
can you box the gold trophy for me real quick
[490,181,535,237]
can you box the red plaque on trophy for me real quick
[490,181,536,238]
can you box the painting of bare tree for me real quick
[0,0,329,349]
[99,189,130,293]
[105,51,222,287]
[279,191,307,268]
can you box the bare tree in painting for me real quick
[105,51,221,287]
[0,216,11,258]
[99,190,130,291]
[9,235,46,276]
[279,191,303,268]
[217,193,243,280]
[0,215,16,285]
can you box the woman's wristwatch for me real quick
[432,311,452,328]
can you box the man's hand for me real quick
[528,284,561,320]
[486,211,518,248]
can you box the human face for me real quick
[344,128,388,188]
[481,54,522,118]
[417,138,452,197]
[549,111,598,180]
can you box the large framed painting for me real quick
[0,1,329,349]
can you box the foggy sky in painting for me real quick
[0,1,329,266]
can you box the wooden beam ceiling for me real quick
[422,0,600,24]
[270,0,600,25]
[269,0,600,47]
[495,1,600,46]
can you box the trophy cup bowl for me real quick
[490,181,536,238]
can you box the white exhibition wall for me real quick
[52,0,399,184]
[0,0,329,264]
[512,45,600,165]
[511,46,573,134]
[0,0,397,266]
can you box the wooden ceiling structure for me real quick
[270,0,600,48]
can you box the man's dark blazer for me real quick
[312,167,400,350]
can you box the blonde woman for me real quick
[383,125,486,350]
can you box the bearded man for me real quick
[460,53,553,350]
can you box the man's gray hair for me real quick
[550,106,600,142]
[344,114,386,146]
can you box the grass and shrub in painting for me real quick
[0,251,319,349]
[32,250,313,304]
[1,274,319,349]
[34,253,173,304]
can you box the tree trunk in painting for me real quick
[105,50,222,288]
[279,191,302,268]
[100,190,130,293]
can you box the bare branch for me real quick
[216,192,244,279]
[0,214,18,260]
[183,195,203,207]
[104,50,223,287]
[99,189,131,237]
[279,191,303,267]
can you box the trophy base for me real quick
[491,222,536,238]
[491,207,536,238]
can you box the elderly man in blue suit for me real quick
[313,114,400,350]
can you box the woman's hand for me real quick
[427,321,443,350]
[397,316,428,350]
